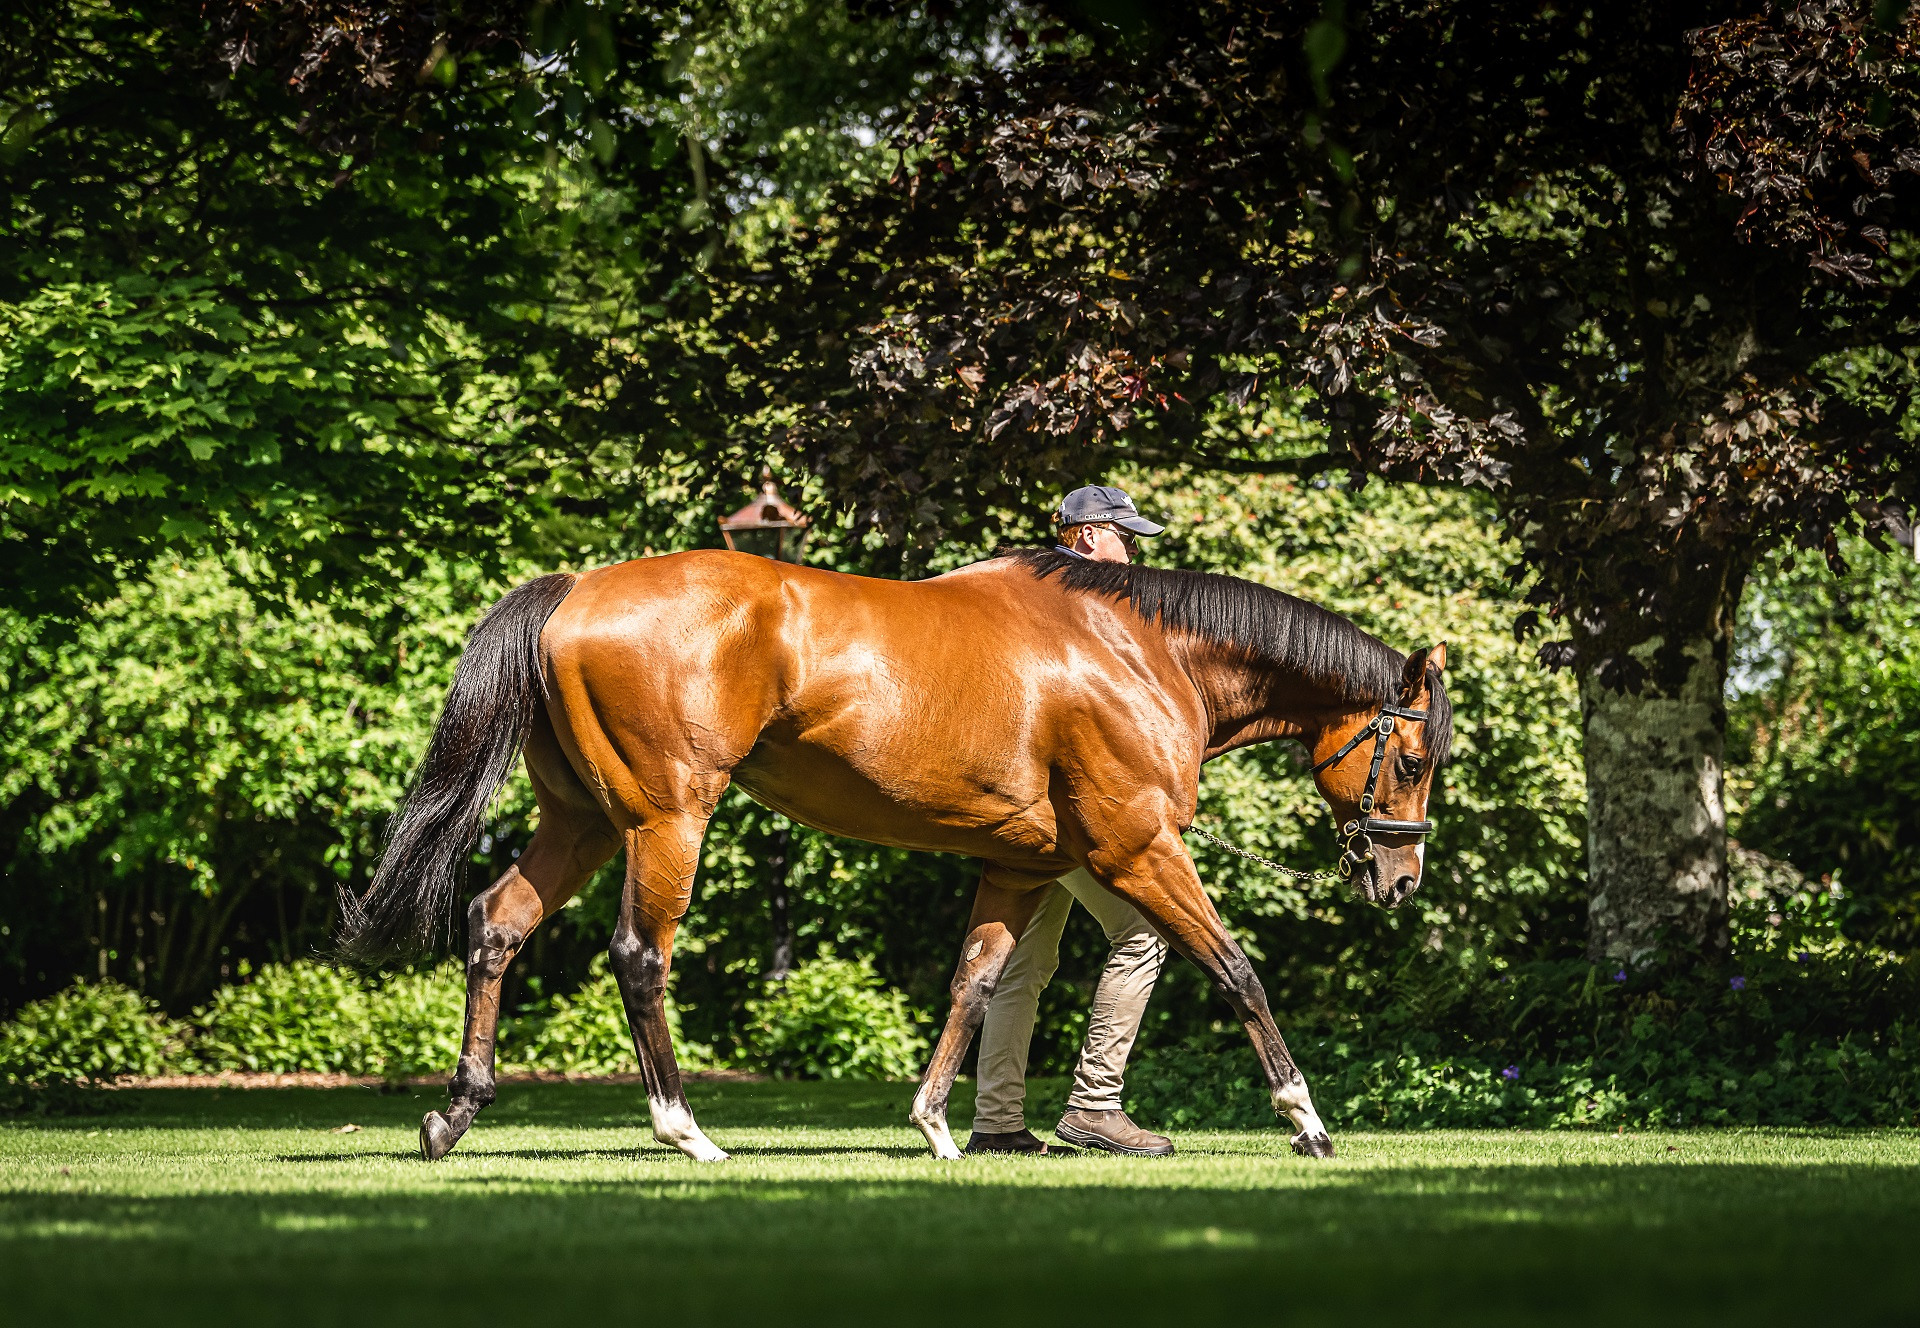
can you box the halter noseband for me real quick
[1311,703,1436,879]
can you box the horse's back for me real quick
[546,550,1062,683]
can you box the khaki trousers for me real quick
[971,868,1169,1133]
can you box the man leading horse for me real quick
[969,485,1177,1158]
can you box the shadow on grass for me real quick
[275,1145,939,1164]
[3,1159,1919,1328]
[18,1085,1920,1327]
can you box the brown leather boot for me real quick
[1054,1108,1175,1156]
[964,1127,1056,1155]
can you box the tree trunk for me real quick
[1582,613,1736,966]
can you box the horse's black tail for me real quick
[336,572,578,966]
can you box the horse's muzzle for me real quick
[1336,817,1436,884]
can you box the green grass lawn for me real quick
[3,1079,1916,1327]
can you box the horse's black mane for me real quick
[1002,549,1453,763]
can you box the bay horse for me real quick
[338,548,1451,1163]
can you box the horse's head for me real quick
[1310,643,1449,909]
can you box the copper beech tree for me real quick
[714,0,1920,963]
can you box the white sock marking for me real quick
[909,1088,963,1160]
[649,1096,729,1162]
[1272,1078,1328,1140]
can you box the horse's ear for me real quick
[1400,646,1431,697]
[1400,643,1446,702]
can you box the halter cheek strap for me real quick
[1311,703,1436,878]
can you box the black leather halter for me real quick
[1311,703,1436,879]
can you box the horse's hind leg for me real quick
[608,815,728,1162]
[421,749,620,1161]
[909,871,1047,1159]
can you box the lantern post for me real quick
[717,470,811,564]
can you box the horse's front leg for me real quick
[608,815,730,1162]
[909,871,1047,1159]
[1090,827,1334,1158]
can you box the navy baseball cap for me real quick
[1055,485,1165,536]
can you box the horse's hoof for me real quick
[1290,1130,1336,1159]
[909,1112,963,1160]
[420,1111,458,1162]
[661,1132,730,1163]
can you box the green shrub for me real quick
[0,979,184,1084]
[504,955,713,1074]
[1127,1020,1920,1131]
[738,949,928,1080]
[364,962,465,1082]
[190,960,369,1073]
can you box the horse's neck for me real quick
[1172,635,1358,761]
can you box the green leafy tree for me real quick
[0,0,1013,613]
[0,556,525,1003]
[0,0,1020,1012]
[1730,535,1920,948]
[0,0,696,612]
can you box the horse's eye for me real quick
[1396,754,1423,779]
